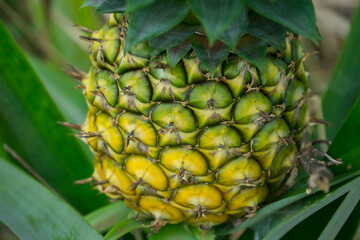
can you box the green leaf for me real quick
[246,0,319,44]
[190,34,230,77]
[262,176,360,240]
[27,55,87,123]
[220,8,248,48]
[104,219,147,240]
[234,35,266,70]
[124,0,189,52]
[247,12,285,50]
[322,4,360,140]
[0,20,106,213]
[188,0,245,45]
[85,201,131,233]
[318,186,360,240]
[96,0,125,14]
[82,0,106,8]
[149,224,197,240]
[148,24,199,56]
[167,39,192,67]
[0,158,104,240]
[126,0,155,12]
[334,200,360,240]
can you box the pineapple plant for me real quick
[69,0,332,233]
[1,0,360,239]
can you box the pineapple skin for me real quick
[80,14,310,228]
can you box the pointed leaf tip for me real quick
[246,0,320,44]
[190,34,230,77]
[125,0,189,51]
[188,0,246,45]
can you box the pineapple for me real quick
[74,0,322,233]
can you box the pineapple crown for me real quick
[82,0,321,75]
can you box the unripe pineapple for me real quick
[76,0,321,233]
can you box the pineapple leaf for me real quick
[0,158,104,240]
[234,35,266,70]
[190,34,230,77]
[322,4,360,140]
[262,176,360,240]
[96,0,125,14]
[82,0,106,8]
[104,219,147,240]
[188,0,245,46]
[0,20,106,213]
[326,95,360,175]
[126,0,155,12]
[167,39,192,67]
[85,201,131,232]
[246,0,320,44]
[220,7,248,49]
[148,24,199,56]
[124,0,189,52]
[247,12,286,50]
[318,186,360,240]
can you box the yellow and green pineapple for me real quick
[73,0,322,233]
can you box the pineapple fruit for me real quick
[75,0,321,232]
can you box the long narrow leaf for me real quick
[322,4,360,140]
[85,201,131,232]
[318,186,360,240]
[262,177,360,240]
[0,20,106,213]
[0,158,104,240]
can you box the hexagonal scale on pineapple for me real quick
[101,156,135,195]
[160,147,208,176]
[139,195,186,223]
[233,90,273,124]
[117,112,157,147]
[148,73,189,101]
[189,81,233,109]
[101,26,121,64]
[125,155,168,191]
[252,118,289,151]
[199,125,242,149]
[187,103,233,128]
[151,103,197,132]
[226,185,269,215]
[149,53,187,88]
[284,78,306,111]
[95,70,119,107]
[95,112,124,153]
[172,184,223,210]
[259,58,284,87]
[118,70,152,103]
[116,51,150,75]
[217,156,263,186]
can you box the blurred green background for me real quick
[0,0,359,239]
